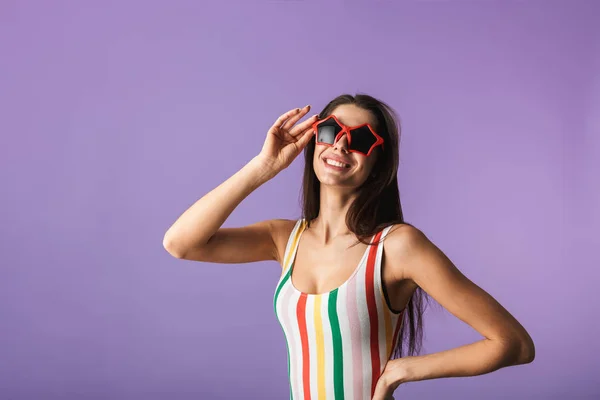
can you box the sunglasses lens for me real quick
[316,119,342,144]
[348,126,377,154]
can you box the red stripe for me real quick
[366,231,383,398]
[297,293,311,400]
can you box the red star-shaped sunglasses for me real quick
[311,114,385,157]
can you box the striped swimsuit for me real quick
[273,218,405,400]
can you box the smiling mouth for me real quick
[323,157,351,169]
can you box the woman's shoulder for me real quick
[388,220,423,233]
[269,218,302,264]
[381,221,430,255]
[270,218,299,237]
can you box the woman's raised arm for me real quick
[163,105,317,264]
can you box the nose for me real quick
[333,132,349,153]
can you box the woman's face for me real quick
[313,104,380,188]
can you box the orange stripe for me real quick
[390,310,404,353]
[297,293,311,400]
[382,286,393,358]
[366,231,382,398]
[377,229,394,358]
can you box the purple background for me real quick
[1,1,598,399]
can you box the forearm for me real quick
[163,156,274,256]
[391,338,527,385]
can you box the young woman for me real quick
[163,93,535,400]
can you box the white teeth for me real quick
[325,158,347,168]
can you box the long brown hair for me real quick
[300,92,430,358]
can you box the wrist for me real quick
[248,156,278,182]
[385,357,412,386]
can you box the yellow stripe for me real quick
[282,219,306,277]
[314,295,326,399]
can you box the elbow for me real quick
[163,234,185,259]
[510,332,535,365]
[519,335,535,364]
[497,332,535,366]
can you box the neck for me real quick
[310,184,360,245]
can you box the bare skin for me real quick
[163,104,535,400]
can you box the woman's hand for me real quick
[256,105,318,174]
[372,359,407,400]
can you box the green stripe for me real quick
[329,288,344,400]
[273,270,293,400]
[273,268,290,314]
